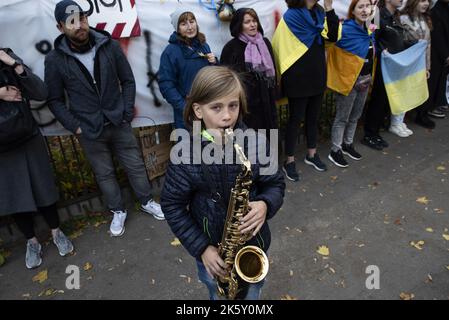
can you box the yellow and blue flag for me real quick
[272,7,333,76]
[327,19,374,96]
[381,40,429,115]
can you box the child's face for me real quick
[193,91,240,136]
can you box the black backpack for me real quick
[0,56,37,153]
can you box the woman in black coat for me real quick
[0,49,73,269]
[220,8,278,131]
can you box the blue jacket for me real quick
[161,125,285,260]
[158,32,213,129]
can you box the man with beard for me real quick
[45,0,164,238]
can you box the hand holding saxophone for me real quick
[238,201,267,236]
[201,245,227,278]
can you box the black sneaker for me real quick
[304,153,327,172]
[428,109,446,119]
[374,135,388,148]
[415,115,435,129]
[342,143,362,160]
[282,161,300,182]
[328,150,348,168]
[361,136,383,150]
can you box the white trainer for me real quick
[400,123,413,135]
[141,199,165,220]
[110,210,127,237]
[389,124,409,137]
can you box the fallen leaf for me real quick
[84,262,93,271]
[427,274,433,282]
[170,238,181,247]
[434,208,444,214]
[437,166,446,171]
[32,270,48,284]
[416,197,429,205]
[281,294,298,300]
[442,234,449,241]
[38,288,55,297]
[394,219,402,225]
[0,253,4,267]
[289,270,293,276]
[410,241,425,250]
[329,267,336,274]
[22,293,31,298]
[330,176,338,182]
[425,228,434,233]
[446,266,449,271]
[399,292,415,300]
[317,245,330,256]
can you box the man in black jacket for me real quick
[45,0,164,237]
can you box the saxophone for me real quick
[217,128,269,300]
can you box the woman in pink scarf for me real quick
[220,8,278,131]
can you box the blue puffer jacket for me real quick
[161,125,285,260]
[158,32,213,129]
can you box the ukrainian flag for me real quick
[272,7,337,76]
[327,19,374,96]
[381,40,429,115]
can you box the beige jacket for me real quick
[400,14,431,71]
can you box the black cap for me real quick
[54,0,87,24]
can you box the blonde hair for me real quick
[183,66,248,129]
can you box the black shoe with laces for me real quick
[282,161,300,182]
[361,136,383,151]
[415,115,436,129]
[342,143,362,160]
[304,153,327,172]
[375,135,388,148]
[328,150,349,168]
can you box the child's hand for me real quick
[201,245,227,278]
[206,53,216,64]
[238,201,267,236]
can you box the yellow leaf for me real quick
[289,270,293,276]
[410,241,424,250]
[399,292,415,300]
[446,266,449,271]
[170,238,181,247]
[416,197,429,205]
[442,234,449,241]
[84,262,93,271]
[437,166,446,171]
[281,294,298,300]
[425,228,434,233]
[317,245,330,256]
[32,270,48,284]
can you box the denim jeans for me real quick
[390,113,405,126]
[196,261,264,300]
[79,123,152,211]
[331,83,369,152]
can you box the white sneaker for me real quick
[389,124,409,137]
[110,210,127,237]
[400,123,413,135]
[141,199,165,220]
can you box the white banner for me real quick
[0,0,351,135]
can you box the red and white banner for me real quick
[78,0,141,38]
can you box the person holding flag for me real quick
[272,0,340,182]
[327,0,376,168]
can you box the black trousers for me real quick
[417,62,448,118]
[13,203,60,240]
[285,94,323,157]
[364,62,390,137]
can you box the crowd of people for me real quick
[0,0,448,300]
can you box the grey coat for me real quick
[0,51,58,215]
[45,28,136,139]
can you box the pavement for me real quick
[0,116,448,300]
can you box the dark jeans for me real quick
[285,94,323,156]
[364,63,390,137]
[79,123,152,212]
[13,203,60,239]
[196,261,264,300]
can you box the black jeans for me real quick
[13,203,60,240]
[364,62,390,137]
[285,94,323,157]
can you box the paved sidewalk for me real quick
[0,118,448,300]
